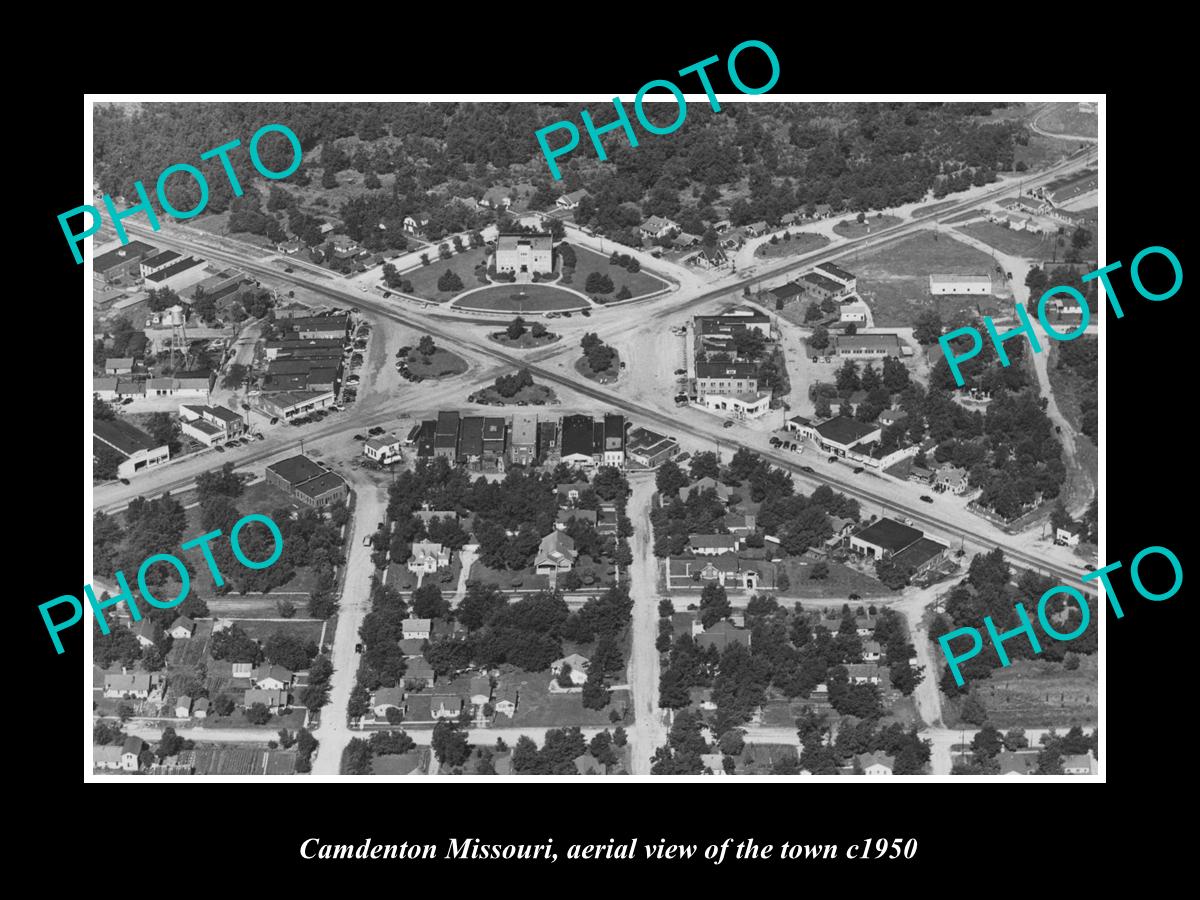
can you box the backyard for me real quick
[502,670,630,728]
[775,557,896,600]
[403,247,489,302]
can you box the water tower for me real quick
[168,305,187,369]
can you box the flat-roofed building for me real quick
[538,419,560,465]
[625,426,679,468]
[929,274,991,295]
[95,241,156,282]
[815,262,857,292]
[560,415,596,467]
[139,249,183,277]
[258,389,334,421]
[495,232,553,275]
[834,333,903,359]
[458,416,485,465]
[800,270,848,301]
[695,361,758,399]
[602,414,625,466]
[482,417,507,469]
[510,413,538,465]
[434,411,460,460]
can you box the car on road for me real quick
[852,466,864,474]
[723,420,735,428]
[241,403,251,411]
[920,495,934,503]
[355,643,364,653]
[369,426,385,436]
[1055,425,1062,434]
[358,284,368,292]
[581,309,591,317]
[118,477,130,485]
[214,445,225,452]
[254,433,265,441]
[284,267,294,273]
[619,361,626,369]
[800,465,815,473]
[674,368,687,375]
[269,417,279,425]
[827,455,838,463]
[353,433,366,441]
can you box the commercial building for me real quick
[800,271,848,301]
[509,413,538,466]
[625,426,679,468]
[694,361,759,398]
[145,257,206,291]
[929,274,991,296]
[457,416,485,466]
[602,414,625,466]
[815,262,857,293]
[560,415,597,467]
[265,454,349,508]
[93,419,170,479]
[282,315,350,341]
[482,417,507,470]
[94,241,157,282]
[264,338,343,361]
[833,333,903,359]
[178,404,245,447]
[139,250,183,278]
[364,435,403,464]
[495,233,553,275]
[849,518,948,576]
[434,411,460,460]
[794,416,882,457]
[258,389,335,421]
[839,298,870,323]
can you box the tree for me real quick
[437,270,463,292]
[809,561,829,580]
[613,726,628,747]
[506,316,527,340]
[698,582,731,630]
[1003,728,1029,751]
[411,583,449,619]
[431,719,471,767]
[212,693,235,716]
[246,702,272,725]
[809,325,830,351]
[971,724,1003,760]
[959,693,988,726]
[585,272,614,294]
[418,335,436,357]
[913,309,943,345]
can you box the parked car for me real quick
[674,368,687,375]
[827,455,838,463]
[355,643,364,653]
[800,466,815,474]
[581,309,591,317]
[369,426,385,436]
[118,477,131,485]
[214,445,226,453]
[852,466,864,474]
[920,495,934,503]
[255,433,265,441]
[619,361,626,369]
[269,417,279,425]
[723,420,735,428]
[241,403,251,411]
[769,437,782,447]
[121,397,134,405]
[284,267,294,273]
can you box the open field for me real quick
[753,231,830,259]
[852,231,1010,326]
[775,558,896,600]
[234,617,326,646]
[952,656,1098,730]
[406,347,469,378]
[833,214,903,239]
[403,247,488,302]
[957,222,1055,258]
[453,283,588,312]
[566,244,669,299]
[1036,103,1097,138]
[912,200,961,218]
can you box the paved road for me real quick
[626,475,666,774]
[311,469,386,775]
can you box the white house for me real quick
[639,216,679,239]
[168,616,195,640]
[231,662,254,680]
[550,653,589,691]
[252,665,294,691]
[557,189,588,210]
[408,541,451,574]
[174,696,192,718]
[402,618,432,640]
[857,751,895,776]
[363,435,403,464]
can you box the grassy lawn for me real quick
[954,655,1098,730]
[199,707,308,730]
[1036,103,1097,138]
[753,231,831,259]
[234,618,326,647]
[473,382,557,406]
[501,669,629,728]
[565,244,669,300]
[488,330,561,350]
[1013,131,1079,171]
[833,214,903,239]
[371,749,429,775]
[404,247,489,302]
[957,222,1056,258]
[468,560,548,591]
[853,231,1008,326]
[453,283,588,312]
[777,558,895,600]
[912,200,963,218]
[407,347,469,378]
[573,353,620,383]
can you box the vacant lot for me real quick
[852,231,1007,326]
[454,283,588,312]
[406,347,469,378]
[957,656,1098,730]
[753,231,830,260]
[1036,103,1097,138]
[404,247,489,302]
[776,558,895,600]
[957,222,1054,258]
[566,244,669,300]
[234,617,326,647]
[833,214,903,239]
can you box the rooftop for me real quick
[814,416,880,446]
[854,517,924,554]
[94,418,162,457]
[267,454,327,486]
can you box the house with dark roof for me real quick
[678,476,731,503]
[997,751,1038,777]
[689,533,740,556]
[694,620,752,652]
[243,688,289,713]
[560,415,596,467]
[557,189,589,210]
[95,241,156,281]
[168,616,195,639]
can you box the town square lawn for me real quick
[453,283,588,312]
[404,247,489,302]
[564,244,670,300]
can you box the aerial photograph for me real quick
[88,98,1100,778]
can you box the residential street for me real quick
[310,469,387,775]
[626,475,666,775]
